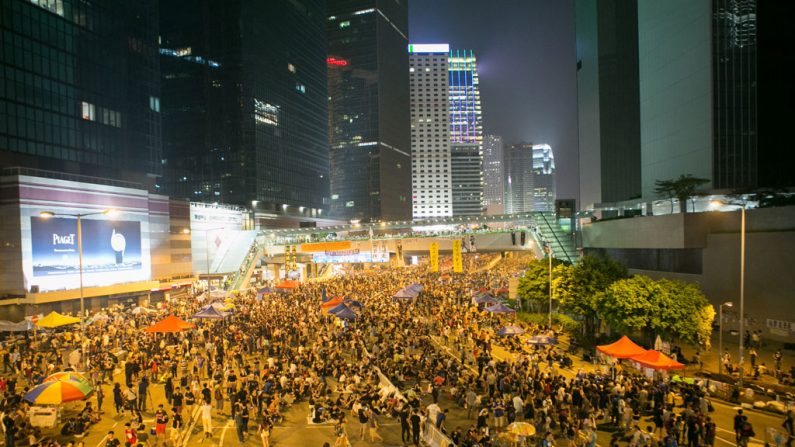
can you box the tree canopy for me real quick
[598,276,715,347]
[654,174,710,213]
[517,258,570,313]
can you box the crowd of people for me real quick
[0,253,790,447]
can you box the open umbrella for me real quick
[497,325,525,336]
[507,421,536,437]
[484,303,516,314]
[24,379,94,404]
[44,371,90,384]
[526,335,558,345]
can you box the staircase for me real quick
[534,212,577,264]
[225,240,262,291]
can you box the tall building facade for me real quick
[159,0,328,215]
[449,49,483,216]
[327,0,411,222]
[482,135,505,215]
[531,144,556,212]
[575,0,641,209]
[504,143,534,214]
[409,44,452,218]
[0,0,162,185]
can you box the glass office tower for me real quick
[449,49,483,216]
[327,0,411,222]
[0,0,162,185]
[160,0,328,214]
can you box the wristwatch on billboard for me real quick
[111,228,126,264]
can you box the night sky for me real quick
[409,0,579,200]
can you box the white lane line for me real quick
[218,419,233,446]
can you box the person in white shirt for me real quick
[426,402,441,424]
[200,401,213,439]
[512,395,524,420]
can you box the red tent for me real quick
[275,280,300,289]
[596,335,647,359]
[144,315,195,333]
[321,296,344,309]
[630,350,685,370]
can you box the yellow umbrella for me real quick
[507,421,536,437]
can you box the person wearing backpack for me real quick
[704,416,716,447]
[739,416,755,447]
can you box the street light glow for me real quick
[39,211,55,218]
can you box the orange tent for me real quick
[596,335,647,359]
[144,315,195,333]
[321,296,345,311]
[275,280,300,289]
[630,350,685,370]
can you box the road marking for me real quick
[717,427,764,445]
[218,419,233,446]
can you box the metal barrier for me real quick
[423,419,455,447]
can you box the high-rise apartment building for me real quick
[159,0,328,217]
[575,0,641,209]
[531,144,556,212]
[0,0,162,185]
[449,49,483,216]
[409,44,452,218]
[482,135,505,215]
[327,0,411,222]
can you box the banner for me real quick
[452,239,463,273]
[31,217,142,276]
[429,242,439,272]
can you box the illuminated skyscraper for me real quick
[449,49,484,216]
[482,135,505,214]
[327,0,411,222]
[409,44,452,218]
[531,144,556,212]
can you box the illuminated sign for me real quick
[408,43,450,54]
[313,251,388,264]
[30,217,142,277]
[326,57,349,67]
[254,99,279,126]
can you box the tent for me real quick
[526,335,558,345]
[473,292,499,304]
[393,288,419,300]
[144,315,195,333]
[497,325,525,336]
[344,299,363,308]
[0,320,33,332]
[596,335,647,359]
[35,311,81,328]
[407,283,424,293]
[321,296,345,310]
[485,303,516,314]
[630,350,685,370]
[275,280,300,290]
[192,305,230,320]
[327,304,357,321]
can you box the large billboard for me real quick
[30,217,142,277]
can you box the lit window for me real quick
[339,21,350,28]
[345,201,355,207]
[175,47,191,56]
[149,96,160,112]
[295,83,306,94]
[81,101,95,121]
[254,99,279,126]
[288,63,296,73]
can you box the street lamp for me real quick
[711,199,747,386]
[718,301,733,373]
[39,208,117,350]
[547,244,554,329]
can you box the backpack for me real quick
[741,422,755,437]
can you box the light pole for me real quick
[547,244,554,329]
[39,209,116,349]
[712,200,747,386]
[718,301,733,373]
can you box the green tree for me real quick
[598,275,714,347]
[555,255,628,339]
[654,174,710,213]
[517,258,570,312]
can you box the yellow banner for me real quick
[452,239,463,273]
[429,242,439,272]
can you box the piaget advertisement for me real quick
[30,216,142,276]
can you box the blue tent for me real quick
[192,305,230,319]
[473,292,499,304]
[344,299,363,308]
[497,325,525,336]
[321,288,329,302]
[328,304,357,321]
[484,302,516,314]
[526,335,558,345]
